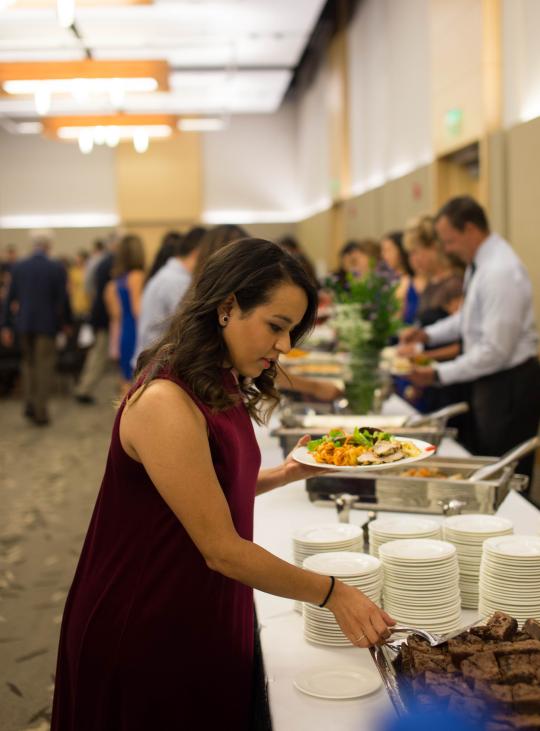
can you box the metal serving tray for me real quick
[302,455,528,515]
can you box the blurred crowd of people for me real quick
[1,196,539,481]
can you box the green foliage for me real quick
[326,269,403,351]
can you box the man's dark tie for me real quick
[464,261,476,294]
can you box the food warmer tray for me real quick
[302,455,529,515]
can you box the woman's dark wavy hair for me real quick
[135,238,318,424]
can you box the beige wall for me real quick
[430,0,486,154]
[506,116,540,327]
[344,165,433,241]
[296,163,434,272]
[115,134,202,226]
[296,209,332,276]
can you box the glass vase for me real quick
[344,350,384,415]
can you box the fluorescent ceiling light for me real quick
[0,213,120,229]
[78,128,94,154]
[178,117,225,132]
[3,77,158,94]
[16,121,43,133]
[57,124,172,140]
[202,197,332,225]
[57,0,75,28]
[132,128,148,152]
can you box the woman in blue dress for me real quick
[105,234,145,394]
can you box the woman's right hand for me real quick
[326,580,395,648]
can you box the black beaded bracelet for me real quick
[318,576,335,608]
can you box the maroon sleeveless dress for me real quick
[51,371,261,730]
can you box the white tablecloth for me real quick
[252,413,540,730]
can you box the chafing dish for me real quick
[304,456,529,515]
[273,402,469,454]
[302,439,536,515]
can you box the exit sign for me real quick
[445,108,463,136]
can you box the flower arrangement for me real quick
[325,265,402,413]
[325,265,402,351]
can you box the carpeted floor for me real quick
[0,372,118,731]
[1,370,538,731]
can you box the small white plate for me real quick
[293,667,381,700]
[292,437,436,472]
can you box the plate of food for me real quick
[389,354,434,377]
[292,427,436,471]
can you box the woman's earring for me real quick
[221,315,229,326]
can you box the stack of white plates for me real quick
[479,535,540,624]
[292,524,363,613]
[380,539,462,633]
[443,515,513,609]
[302,552,383,646]
[369,517,441,558]
[293,523,363,568]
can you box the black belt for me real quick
[475,356,539,385]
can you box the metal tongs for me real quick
[467,436,539,482]
[404,402,469,428]
[385,619,485,649]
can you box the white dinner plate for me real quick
[379,539,456,561]
[444,515,514,534]
[293,524,363,544]
[483,535,540,558]
[303,551,381,577]
[369,517,440,536]
[291,437,436,472]
[293,667,381,700]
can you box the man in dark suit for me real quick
[1,231,69,425]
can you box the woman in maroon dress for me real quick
[51,238,394,730]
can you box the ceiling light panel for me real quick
[91,35,307,69]
[0,16,76,45]
[0,68,291,116]
[0,0,324,118]
[0,49,86,62]
[75,0,326,38]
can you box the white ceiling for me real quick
[0,0,326,121]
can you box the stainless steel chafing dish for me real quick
[302,446,533,515]
[273,397,536,513]
[273,402,469,453]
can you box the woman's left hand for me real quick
[281,434,334,484]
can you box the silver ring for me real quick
[355,633,366,643]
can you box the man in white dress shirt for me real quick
[401,196,540,481]
[133,227,204,365]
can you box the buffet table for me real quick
[253,416,540,731]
